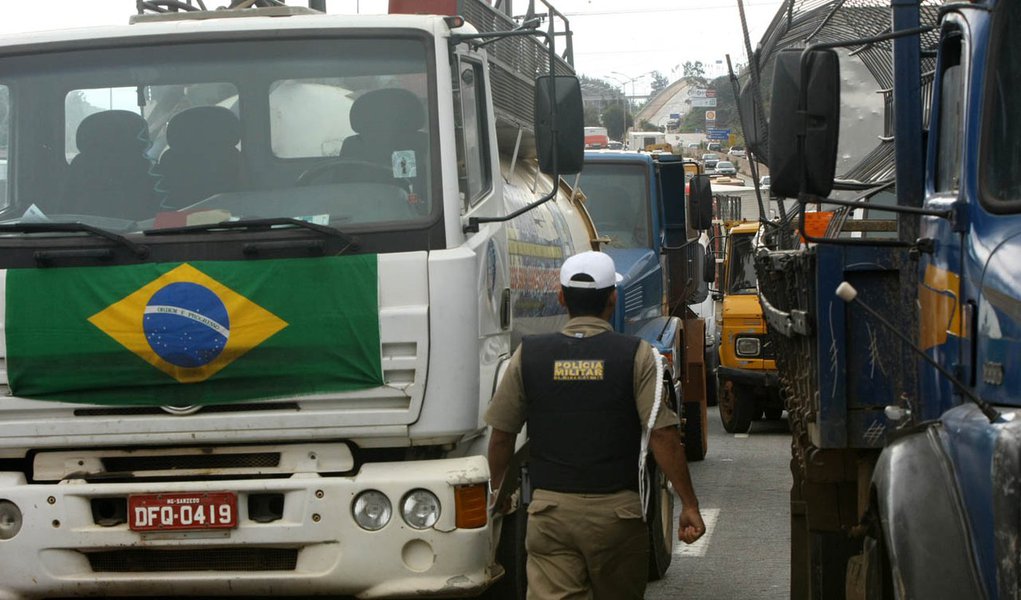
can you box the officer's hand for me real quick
[678,505,706,544]
[489,488,511,515]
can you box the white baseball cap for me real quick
[560,251,623,290]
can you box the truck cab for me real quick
[579,150,713,460]
[717,221,781,433]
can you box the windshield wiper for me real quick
[143,217,358,250]
[0,222,150,258]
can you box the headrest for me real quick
[166,106,241,149]
[76,110,150,154]
[349,88,424,134]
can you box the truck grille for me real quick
[72,401,299,417]
[85,547,298,572]
[101,452,279,472]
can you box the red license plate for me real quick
[129,492,238,532]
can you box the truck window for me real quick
[65,83,238,161]
[269,78,353,159]
[9,36,436,231]
[727,233,758,295]
[935,32,963,193]
[577,163,651,249]
[0,84,7,211]
[453,59,491,207]
[982,0,1021,211]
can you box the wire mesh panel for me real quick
[751,0,941,185]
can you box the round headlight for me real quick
[735,337,761,357]
[352,490,392,531]
[401,489,440,530]
[0,500,23,540]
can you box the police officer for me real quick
[486,250,706,599]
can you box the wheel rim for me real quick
[658,474,673,554]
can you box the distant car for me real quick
[606,140,624,150]
[729,146,746,157]
[701,153,720,169]
[687,142,700,149]
[707,142,723,152]
[715,161,737,176]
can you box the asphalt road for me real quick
[646,411,792,600]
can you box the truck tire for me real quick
[487,507,528,600]
[719,379,753,433]
[705,368,718,407]
[683,399,708,461]
[646,463,674,581]
[705,349,719,407]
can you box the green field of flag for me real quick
[5,256,382,405]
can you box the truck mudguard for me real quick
[872,424,987,599]
[993,416,1021,599]
[634,315,681,365]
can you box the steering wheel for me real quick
[296,158,409,190]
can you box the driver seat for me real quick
[339,88,428,194]
[155,106,241,209]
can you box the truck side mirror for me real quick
[535,75,584,175]
[768,48,840,199]
[703,250,716,284]
[688,174,713,230]
[738,75,767,161]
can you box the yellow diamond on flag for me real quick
[88,264,288,384]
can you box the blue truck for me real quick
[578,150,714,464]
[749,0,1021,597]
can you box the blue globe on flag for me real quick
[143,282,230,368]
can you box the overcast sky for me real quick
[0,0,786,95]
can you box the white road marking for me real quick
[734,433,750,439]
[674,507,720,558]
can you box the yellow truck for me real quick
[716,221,782,433]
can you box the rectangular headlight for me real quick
[735,337,761,357]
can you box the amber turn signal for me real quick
[454,483,488,529]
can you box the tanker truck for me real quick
[0,1,597,597]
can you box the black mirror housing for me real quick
[768,48,840,199]
[688,174,713,231]
[535,75,584,175]
[738,76,767,161]
[702,250,716,284]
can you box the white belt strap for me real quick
[638,345,665,522]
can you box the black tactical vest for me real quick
[521,330,642,493]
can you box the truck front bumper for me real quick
[0,456,496,599]
[717,366,779,388]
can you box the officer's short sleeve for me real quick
[634,340,680,430]
[484,347,528,434]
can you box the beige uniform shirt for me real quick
[484,316,680,433]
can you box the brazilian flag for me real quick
[5,256,383,405]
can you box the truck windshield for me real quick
[983,0,1021,210]
[727,233,758,294]
[578,163,651,249]
[0,35,436,233]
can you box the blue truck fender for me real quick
[871,424,987,599]
[992,415,1021,599]
[634,315,681,377]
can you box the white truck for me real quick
[0,1,595,597]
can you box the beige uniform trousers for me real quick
[525,488,648,600]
